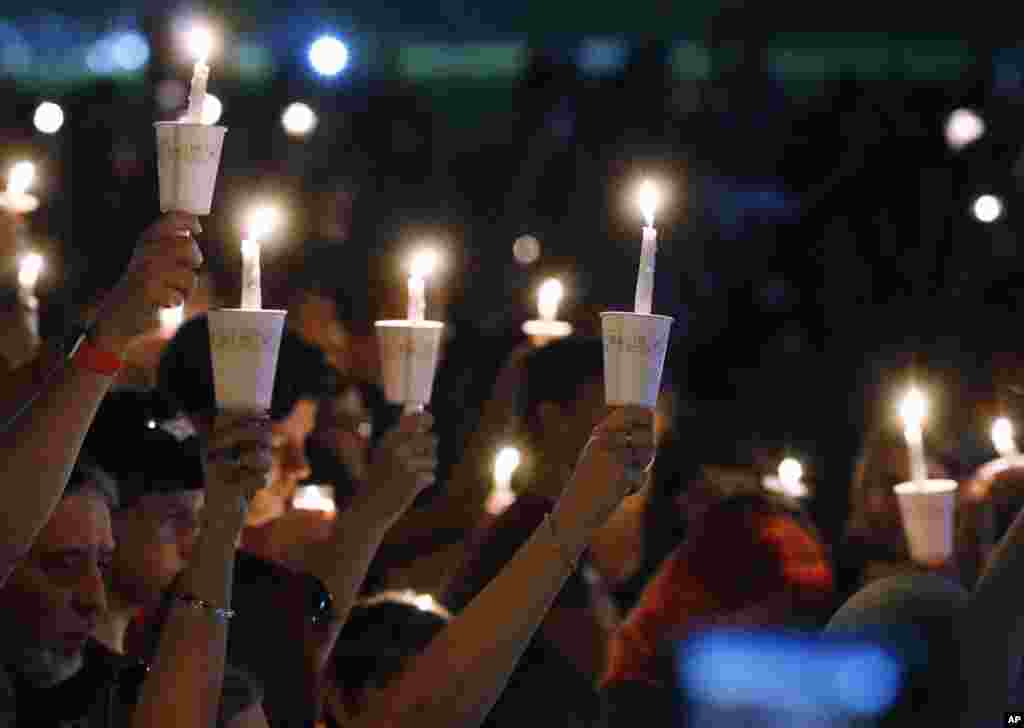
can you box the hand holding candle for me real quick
[240,204,281,310]
[184,25,213,124]
[634,179,660,315]
[899,387,929,486]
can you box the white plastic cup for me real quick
[375,320,444,408]
[207,309,286,413]
[155,122,228,215]
[601,311,673,408]
[893,479,958,567]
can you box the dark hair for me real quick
[517,336,604,437]
[328,592,449,697]
[66,455,119,509]
[157,314,334,421]
[83,389,204,508]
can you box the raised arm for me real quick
[133,412,272,728]
[356,406,655,728]
[0,213,201,584]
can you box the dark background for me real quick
[4,4,1024,540]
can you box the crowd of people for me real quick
[2,194,1024,728]
[2,33,1024,728]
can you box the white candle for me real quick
[634,180,660,315]
[487,447,521,515]
[993,417,1018,458]
[185,27,213,124]
[899,388,929,486]
[241,238,261,310]
[407,249,438,323]
[537,278,563,321]
[240,205,280,311]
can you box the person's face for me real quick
[248,399,317,527]
[0,491,114,686]
[110,490,204,608]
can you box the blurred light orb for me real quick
[972,194,1003,223]
[111,31,150,71]
[281,102,318,137]
[200,93,222,125]
[309,35,349,77]
[33,102,64,134]
[945,108,985,150]
[513,234,541,265]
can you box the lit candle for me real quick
[407,248,439,323]
[240,205,280,310]
[537,278,564,322]
[18,252,43,298]
[634,180,660,315]
[899,387,929,486]
[160,304,185,335]
[993,417,1018,458]
[1,161,40,214]
[184,26,213,124]
[487,446,521,515]
[292,484,336,514]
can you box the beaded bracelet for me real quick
[171,593,235,623]
[544,513,579,573]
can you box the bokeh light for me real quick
[944,108,985,150]
[33,101,64,134]
[200,93,222,125]
[281,102,318,137]
[513,234,541,265]
[309,35,349,77]
[972,194,1004,223]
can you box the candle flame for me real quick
[8,161,36,196]
[494,446,521,487]
[292,485,336,514]
[18,252,43,290]
[245,204,281,242]
[160,304,185,332]
[993,417,1017,457]
[898,387,928,434]
[409,248,439,280]
[187,25,213,64]
[537,278,564,321]
[637,179,660,228]
[412,593,439,613]
[778,458,803,490]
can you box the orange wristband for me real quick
[72,340,124,376]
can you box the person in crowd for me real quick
[826,574,967,727]
[321,591,458,727]
[81,389,265,727]
[836,427,954,596]
[956,456,1024,589]
[347,404,655,728]
[442,337,643,726]
[0,212,202,589]
[158,313,439,727]
[0,410,272,728]
[599,490,835,725]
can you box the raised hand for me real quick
[202,412,274,518]
[363,411,439,519]
[91,213,203,353]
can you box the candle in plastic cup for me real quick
[893,479,958,567]
[155,122,227,215]
[601,311,673,408]
[375,320,444,409]
[207,309,286,413]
